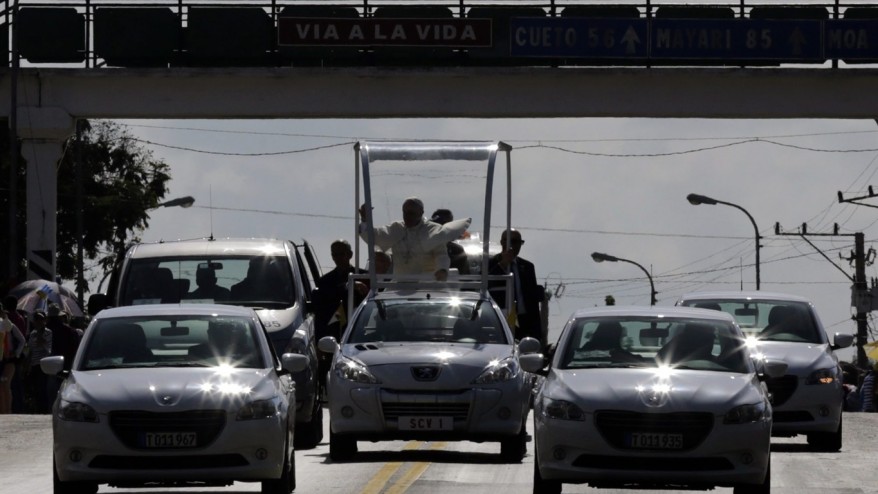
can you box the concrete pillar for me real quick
[17,106,75,281]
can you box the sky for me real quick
[88,116,878,363]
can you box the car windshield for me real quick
[120,256,295,309]
[79,314,266,370]
[559,317,751,373]
[348,298,509,344]
[680,299,823,344]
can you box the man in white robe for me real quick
[359,197,471,280]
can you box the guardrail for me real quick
[4,1,878,68]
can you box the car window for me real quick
[348,299,508,344]
[559,317,750,373]
[120,256,295,309]
[80,314,266,370]
[680,299,823,344]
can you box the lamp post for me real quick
[591,252,657,306]
[155,196,195,209]
[686,193,760,290]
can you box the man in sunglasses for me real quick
[489,229,544,344]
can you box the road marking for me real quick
[385,442,447,494]
[360,441,423,494]
[359,441,448,494]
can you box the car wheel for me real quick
[294,398,324,449]
[500,421,528,463]
[733,454,770,494]
[261,430,294,494]
[329,430,357,462]
[532,450,561,494]
[53,455,98,494]
[807,414,842,452]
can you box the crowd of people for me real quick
[842,360,878,413]
[0,296,84,414]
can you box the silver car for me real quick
[318,287,539,462]
[522,306,784,494]
[677,291,855,451]
[43,304,309,494]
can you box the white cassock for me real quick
[359,217,471,275]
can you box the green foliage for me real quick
[54,120,171,294]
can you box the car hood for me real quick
[545,368,764,413]
[755,341,835,376]
[342,342,515,386]
[63,368,279,412]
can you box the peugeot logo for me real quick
[411,366,440,381]
[161,395,174,404]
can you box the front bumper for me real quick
[327,378,530,441]
[533,411,770,488]
[53,413,288,484]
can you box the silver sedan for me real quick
[43,304,309,494]
[522,306,785,494]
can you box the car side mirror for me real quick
[518,337,541,354]
[520,353,547,374]
[40,355,65,376]
[832,332,854,350]
[280,353,310,374]
[318,336,339,354]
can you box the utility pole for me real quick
[775,222,869,368]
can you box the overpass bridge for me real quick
[5,0,878,283]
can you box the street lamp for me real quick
[686,193,761,290]
[155,196,195,209]
[591,252,657,306]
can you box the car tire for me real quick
[532,450,561,494]
[329,430,357,462]
[500,421,528,463]
[295,398,324,449]
[733,454,770,494]
[53,455,98,494]
[262,429,294,494]
[807,414,842,452]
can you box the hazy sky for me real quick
[101,116,878,362]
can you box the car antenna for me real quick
[209,184,214,241]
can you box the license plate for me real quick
[142,432,198,448]
[398,416,453,431]
[626,432,683,449]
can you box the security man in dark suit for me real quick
[489,229,544,344]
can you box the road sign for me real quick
[509,17,648,58]
[278,17,492,47]
[825,19,878,60]
[650,19,823,61]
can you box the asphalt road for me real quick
[3,411,877,493]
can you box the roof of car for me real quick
[567,305,736,322]
[677,291,812,304]
[127,238,290,258]
[95,303,257,320]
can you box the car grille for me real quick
[594,410,714,451]
[572,454,734,471]
[764,375,798,406]
[109,410,226,450]
[773,410,814,423]
[89,454,247,470]
[382,402,470,420]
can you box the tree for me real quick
[0,120,171,297]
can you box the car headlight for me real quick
[335,355,380,384]
[473,357,520,384]
[542,398,586,421]
[236,398,279,420]
[57,400,99,423]
[805,367,837,385]
[723,401,768,424]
